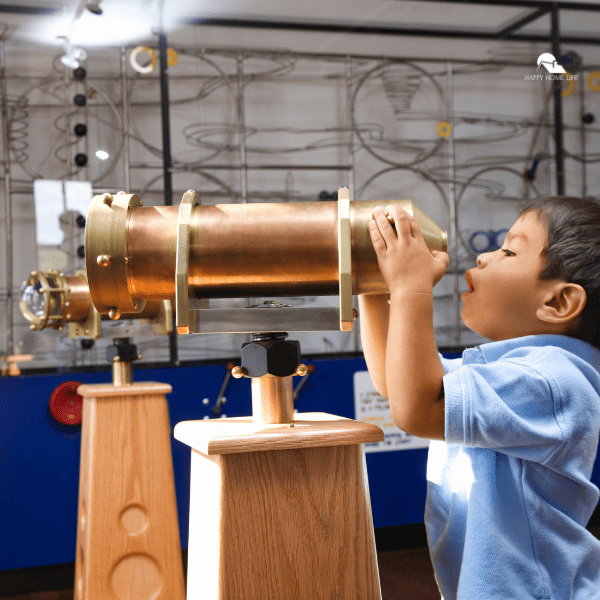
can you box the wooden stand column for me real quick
[75,381,186,600]
[175,412,385,600]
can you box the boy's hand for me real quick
[368,205,449,296]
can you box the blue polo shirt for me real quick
[426,335,600,600]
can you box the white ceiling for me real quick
[5,1,600,48]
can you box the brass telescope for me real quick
[85,188,447,331]
[20,270,171,338]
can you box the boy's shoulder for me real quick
[470,335,600,391]
[473,334,600,368]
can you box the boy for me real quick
[359,196,600,599]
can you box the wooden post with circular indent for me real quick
[75,382,185,600]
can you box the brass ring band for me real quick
[84,192,145,316]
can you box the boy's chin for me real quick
[460,313,492,340]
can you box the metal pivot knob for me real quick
[231,366,247,379]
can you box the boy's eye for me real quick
[501,248,515,257]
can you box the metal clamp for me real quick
[68,270,101,339]
[175,190,199,334]
[337,187,353,331]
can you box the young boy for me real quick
[359,196,600,599]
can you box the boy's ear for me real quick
[537,282,587,324]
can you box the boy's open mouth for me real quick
[465,271,475,292]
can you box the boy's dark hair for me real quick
[520,196,600,350]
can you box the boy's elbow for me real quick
[374,383,388,400]
[390,399,446,441]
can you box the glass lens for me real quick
[20,283,46,316]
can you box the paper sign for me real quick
[33,180,92,245]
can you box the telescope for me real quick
[19,270,172,339]
[19,270,172,386]
[84,187,447,333]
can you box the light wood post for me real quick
[175,412,385,600]
[75,382,185,600]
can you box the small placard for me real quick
[33,180,92,245]
[353,371,430,453]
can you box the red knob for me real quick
[49,381,83,426]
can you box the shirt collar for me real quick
[475,334,600,369]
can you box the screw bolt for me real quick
[108,307,121,320]
[97,254,111,267]
[102,193,113,207]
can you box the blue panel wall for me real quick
[2,354,600,572]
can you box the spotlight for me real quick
[60,45,87,70]
[86,0,103,15]
[95,150,109,160]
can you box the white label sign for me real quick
[33,180,93,245]
[353,371,430,453]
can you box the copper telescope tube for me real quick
[64,276,94,322]
[63,277,169,323]
[85,194,447,315]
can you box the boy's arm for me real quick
[368,205,449,441]
[387,291,446,440]
[357,294,390,398]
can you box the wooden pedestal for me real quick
[175,412,385,600]
[75,382,185,600]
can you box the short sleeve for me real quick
[438,352,462,375]
[443,359,563,463]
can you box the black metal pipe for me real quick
[380,0,600,9]
[158,28,178,365]
[497,6,550,38]
[187,17,600,46]
[158,31,173,207]
[551,4,565,195]
[0,3,59,14]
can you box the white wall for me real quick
[1,21,599,369]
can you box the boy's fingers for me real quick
[432,250,450,268]
[372,206,397,246]
[368,219,387,252]
[385,205,415,241]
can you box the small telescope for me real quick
[19,270,172,339]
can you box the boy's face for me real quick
[461,210,560,341]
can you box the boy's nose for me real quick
[476,252,491,268]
